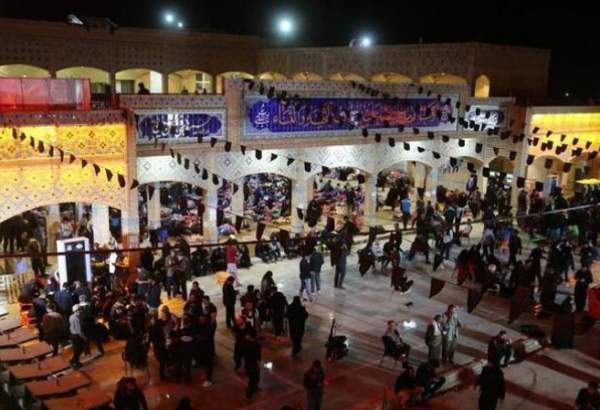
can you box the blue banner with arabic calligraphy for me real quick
[135,110,224,143]
[243,94,457,137]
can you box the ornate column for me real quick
[91,204,111,246]
[47,204,61,253]
[231,178,245,217]
[203,184,219,243]
[362,174,378,227]
[146,183,161,230]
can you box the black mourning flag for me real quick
[482,167,490,177]
[589,151,598,160]
[362,128,369,138]
[210,137,217,147]
[93,164,101,175]
[81,159,88,168]
[304,162,311,172]
[176,153,182,164]
[255,149,262,160]
[48,146,54,157]
[403,142,410,151]
[287,158,295,166]
[509,151,517,161]
[169,149,175,158]
[535,181,544,191]
[224,141,232,152]
[449,157,458,167]
[397,124,405,132]
[493,147,500,156]
[184,158,190,169]
[432,151,441,159]
[467,289,484,313]
[560,134,567,142]
[37,140,44,153]
[442,135,449,143]
[417,146,425,153]
[202,169,209,180]
[233,183,239,194]
[533,137,540,146]
[194,164,201,174]
[105,169,113,181]
[458,139,465,147]
[271,153,278,161]
[532,126,540,133]
[563,163,572,173]
[586,141,593,150]
[526,155,535,165]
[357,174,365,184]
[475,143,483,153]
[212,174,219,185]
[69,154,76,164]
[413,128,420,135]
[429,277,445,298]
[147,184,155,200]
[572,138,579,146]
[388,138,396,147]
[546,130,552,137]
[516,176,525,188]
[427,131,435,140]
[117,174,126,188]
[240,145,247,155]
[130,179,140,190]
[467,162,476,173]
[374,133,381,142]
[322,166,330,174]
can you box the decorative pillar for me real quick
[231,178,244,217]
[146,183,161,230]
[47,204,61,253]
[291,178,311,234]
[362,174,377,227]
[204,185,219,243]
[91,204,111,246]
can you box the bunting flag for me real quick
[37,140,44,153]
[572,138,579,145]
[194,164,201,174]
[403,142,410,151]
[458,139,465,147]
[526,155,535,165]
[544,158,553,169]
[176,153,182,164]
[432,151,441,159]
[69,154,76,164]
[362,128,369,138]
[287,158,295,166]
[509,151,517,161]
[357,174,366,184]
[482,167,490,177]
[532,137,539,146]
[184,158,190,169]
[509,286,531,324]
[270,153,278,161]
[560,134,567,142]
[197,135,204,143]
[589,151,598,160]
[493,147,499,156]
[397,124,405,132]
[467,162,475,173]
[374,133,382,142]
[296,207,304,220]
[169,148,175,158]
[304,162,312,172]
[202,169,209,180]
[413,128,420,135]
[467,288,484,313]
[475,143,483,153]
[429,277,445,298]
[48,146,54,157]
[29,136,35,148]
[442,135,449,143]
[388,137,395,147]
[117,174,126,188]
[428,131,435,140]
[212,174,219,185]
[240,145,247,155]
[130,179,140,190]
[417,147,425,153]
[224,141,232,152]
[233,183,239,194]
[256,222,266,241]
[81,159,88,168]
[535,181,544,191]
[105,169,113,182]
[516,176,525,188]
[19,132,27,141]
[255,149,262,160]
[563,163,572,173]
[210,137,217,147]
[585,141,592,150]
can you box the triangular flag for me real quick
[184,158,190,169]
[458,139,465,147]
[93,164,101,175]
[482,167,490,177]
[210,137,217,147]
[563,163,572,173]
[29,136,35,148]
[526,155,535,165]
[37,140,44,153]
[586,141,592,150]
[442,135,449,143]
[224,141,232,152]
[397,124,405,132]
[212,174,219,185]
[130,179,139,190]
[48,146,54,157]
[287,158,295,166]
[19,132,26,141]
[544,158,553,169]
[533,137,539,146]
[270,153,278,161]
[535,181,544,191]
[255,149,262,160]
[69,154,76,164]
[516,176,525,188]
[572,138,579,145]
[374,133,381,142]
[202,169,209,180]
[509,151,517,161]
[493,147,500,156]
[589,151,598,160]
[322,166,330,174]
[428,131,435,140]
[194,164,201,174]
[105,169,113,181]
[388,138,395,147]
[467,288,484,313]
[560,134,567,142]
[429,277,445,298]
[169,149,175,158]
[117,174,126,188]
[233,183,239,194]
[58,149,64,162]
[11,128,17,139]
[81,159,88,168]
[176,153,182,164]
[432,151,441,159]
[467,162,475,173]
[240,145,247,155]
[475,143,483,153]
[403,142,410,151]
[417,146,425,153]
[362,128,369,138]
[304,162,311,172]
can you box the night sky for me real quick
[1,1,598,99]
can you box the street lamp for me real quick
[164,13,175,24]
[360,36,372,47]
[277,17,294,36]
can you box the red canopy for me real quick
[0,78,90,112]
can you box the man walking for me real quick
[242,333,262,400]
[304,360,326,410]
[222,276,237,328]
[441,304,461,365]
[69,305,85,369]
[299,255,314,302]
[310,249,324,294]
[478,361,505,410]
[334,243,348,289]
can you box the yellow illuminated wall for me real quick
[0,123,128,222]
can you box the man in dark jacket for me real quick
[222,276,237,328]
[242,333,262,399]
[487,331,513,367]
[146,277,162,313]
[478,362,505,410]
[54,282,73,317]
[309,250,324,294]
[299,255,313,302]
[416,360,446,398]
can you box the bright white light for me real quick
[263,362,273,370]
[565,92,570,97]
[402,320,417,329]
[360,36,372,47]
[164,13,175,24]
[278,18,293,35]
[177,22,184,28]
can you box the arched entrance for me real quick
[257,72,287,80]
[329,72,366,82]
[0,64,50,78]
[215,71,254,94]
[371,72,412,84]
[115,68,163,94]
[56,66,110,94]
[292,72,323,81]
[474,75,491,97]
[168,69,213,94]
[487,156,514,208]
[419,73,467,85]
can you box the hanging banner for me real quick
[465,105,506,131]
[135,109,225,143]
[243,93,458,138]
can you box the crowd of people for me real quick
[243,173,292,223]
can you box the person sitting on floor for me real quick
[416,359,446,399]
[394,366,424,407]
[383,320,411,362]
[487,330,514,368]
